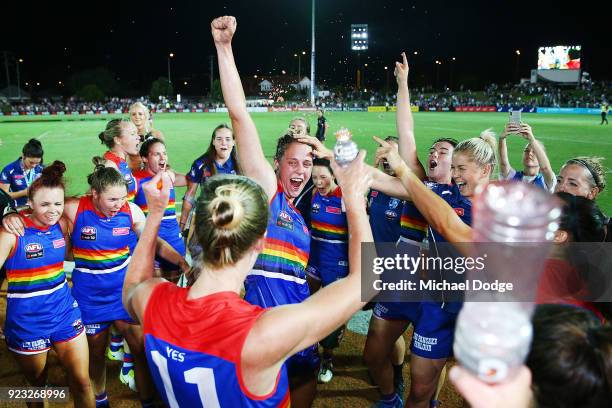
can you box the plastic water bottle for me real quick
[453,181,561,383]
[333,128,359,167]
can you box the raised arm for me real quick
[212,16,277,199]
[520,123,556,191]
[395,52,426,180]
[122,171,171,322]
[243,151,375,372]
[498,123,516,178]
[377,137,472,243]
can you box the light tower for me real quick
[351,24,368,91]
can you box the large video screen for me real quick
[537,46,581,70]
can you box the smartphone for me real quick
[509,110,522,125]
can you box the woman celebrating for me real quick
[98,118,140,203]
[179,124,239,234]
[0,161,94,407]
[128,102,164,171]
[122,145,373,407]
[133,138,189,282]
[212,16,318,407]
[305,158,348,384]
[3,164,185,408]
[498,122,556,191]
[0,138,45,208]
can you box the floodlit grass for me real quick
[1,111,610,214]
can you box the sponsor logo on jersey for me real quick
[311,202,320,214]
[52,238,66,248]
[25,242,44,259]
[277,210,294,231]
[370,190,379,198]
[80,226,97,241]
[124,173,134,185]
[425,181,436,189]
[15,179,23,186]
[14,174,24,179]
[454,208,465,217]
[112,227,130,236]
[389,198,400,209]
[85,324,101,335]
[385,210,398,220]
[326,206,341,214]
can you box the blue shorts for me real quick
[373,301,457,359]
[156,229,186,272]
[84,317,136,336]
[286,344,320,378]
[5,307,84,355]
[305,261,348,287]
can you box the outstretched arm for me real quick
[376,137,472,243]
[212,16,277,199]
[498,123,516,178]
[123,171,171,323]
[520,123,556,191]
[395,52,426,180]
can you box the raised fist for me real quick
[211,16,237,45]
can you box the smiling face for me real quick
[312,165,336,196]
[142,142,168,174]
[275,142,313,200]
[451,152,491,198]
[555,164,598,200]
[130,106,148,131]
[212,127,235,161]
[427,141,454,184]
[115,122,141,156]
[29,187,64,227]
[92,184,128,218]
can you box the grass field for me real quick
[1,111,610,213]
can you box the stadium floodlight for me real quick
[351,24,369,51]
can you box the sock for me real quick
[381,392,398,402]
[141,398,155,408]
[122,353,134,375]
[95,391,109,408]
[393,363,404,386]
[109,334,123,352]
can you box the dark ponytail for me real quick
[22,138,44,159]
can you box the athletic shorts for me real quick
[373,301,458,359]
[5,307,84,354]
[305,261,348,287]
[84,317,136,336]
[286,344,320,379]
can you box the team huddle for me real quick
[0,16,610,408]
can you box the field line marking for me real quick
[37,131,50,140]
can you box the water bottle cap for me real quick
[335,127,352,142]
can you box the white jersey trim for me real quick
[7,279,67,299]
[248,269,307,285]
[74,256,131,275]
[311,236,347,244]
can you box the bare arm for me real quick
[369,165,411,201]
[521,124,556,191]
[213,16,277,199]
[123,171,171,322]
[0,230,17,269]
[242,151,375,373]
[498,123,515,178]
[395,52,426,180]
[179,180,198,230]
[0,183,28,200]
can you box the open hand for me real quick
[394,52,409,85]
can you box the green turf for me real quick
[1,111,610,214]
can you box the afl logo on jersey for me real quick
[389,198,400,209]
[277,210,294,231]
[25,242,44,259]
[312,203,320,214]
[80,226,97,241]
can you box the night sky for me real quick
[2,0,610,95]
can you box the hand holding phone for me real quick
[509,110,522,126]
